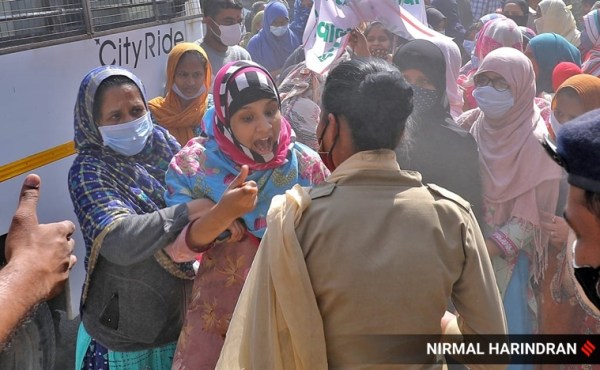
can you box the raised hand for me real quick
[5,174,77,300]
[219,165,258,221]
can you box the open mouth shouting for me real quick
[252,136,275,155]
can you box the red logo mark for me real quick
[582,340,596,357]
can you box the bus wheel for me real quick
[0,302,55,370]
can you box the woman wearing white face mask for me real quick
[247,1,300,76]
[69,65,221,370]
[458,47,563,337]
[149,43,212,146]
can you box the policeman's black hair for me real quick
[202,0,243,19]
[321,58,413,151]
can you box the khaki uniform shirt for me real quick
[295,150,507,368]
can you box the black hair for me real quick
[202,0,243,18]
[178,50,208,69]
[244,2,266,31]
[322,58,413,152]
[364,21,395,40]
[93,75,142,123]
[584,190,600,221]
[582,0,596,7]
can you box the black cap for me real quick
[543,108,600,193]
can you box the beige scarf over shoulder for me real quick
[216,184,328,370]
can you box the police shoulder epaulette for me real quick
[308,182,336,199]
[426,183,471,211]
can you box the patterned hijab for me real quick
[536,0,580,47]
[210,60,292,171]
[69,65,181,260]
[460,14,510,75]
[148,42,212,146]
[165,61,327,238]
[582,10,600,76]
[474,18,523,64]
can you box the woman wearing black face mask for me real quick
[502,0,530,26]
[392,39,484,223]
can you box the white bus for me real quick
[0,0,203,366]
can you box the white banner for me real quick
[303,0,436,74]
[399,0,427,26]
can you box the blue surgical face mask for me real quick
[98,112,153,156]
[270,25,288,37]
[472,86,514,119]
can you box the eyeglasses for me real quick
[574,266,600,310]
[473,74,510,92]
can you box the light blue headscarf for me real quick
[246,1,301,71]
[529,33,581,94]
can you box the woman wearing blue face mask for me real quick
[69,65,218,370]
[246,1,300,76]
[458,47,563,340]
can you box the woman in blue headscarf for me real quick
[247,1,301,76]
[525,33,581,97]
[290,0,312,40]
[69,65,211,370]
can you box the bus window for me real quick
[0,0,86,49]
[0,0,198,52]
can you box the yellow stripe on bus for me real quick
[0,141,76,182]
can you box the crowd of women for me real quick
[67,0,600,369]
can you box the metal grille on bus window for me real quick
[0,0,86,48]
[90,0,155,31]
[90,0,202,31]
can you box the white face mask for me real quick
[549,111,562,137]
[270,25,288,37]
[172,84,206,100]
[211,20,243,46]
[473,86,515,119]
[98,112,153,156]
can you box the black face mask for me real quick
[504,13,528,27]
[574,265,600,310]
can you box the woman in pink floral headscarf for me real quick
[164,60,329,369]
[458,17,523,110]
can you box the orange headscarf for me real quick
[149,42,212,146]
[552,74,600,111]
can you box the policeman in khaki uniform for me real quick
[217,59,507,370]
